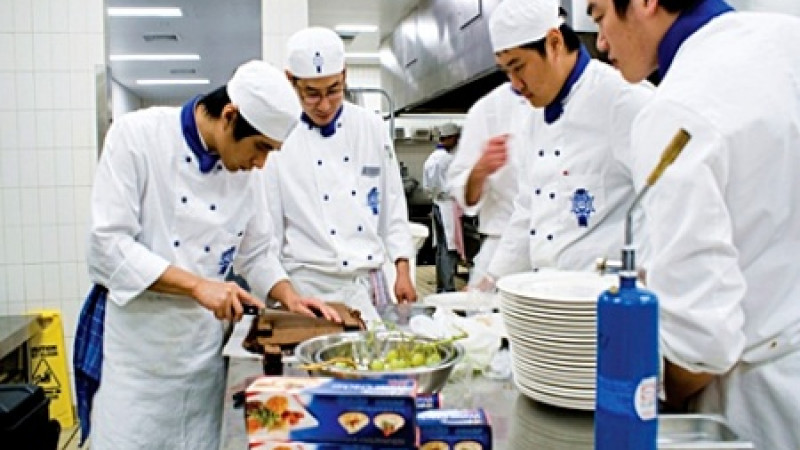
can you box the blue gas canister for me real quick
[595,270,659,449]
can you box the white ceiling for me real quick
[107,0,418,105]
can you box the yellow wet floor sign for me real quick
[29,310,76,429]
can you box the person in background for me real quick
[586,0,800,447]
[479,0,653,286]
[423,122,463,292]
[446,82,530,288]
[264,27,416,325]
[75,61,340,450]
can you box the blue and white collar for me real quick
[657,0,734,79]
[545,46,591,124]
[180,96,219,174]
[300,105,344,138]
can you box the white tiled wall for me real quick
[262,0,308,69]
[0,0,104,398]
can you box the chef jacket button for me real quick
[237,231,243,237]
[533,267,539,272]
[344,156,350,162]
[538,150,544,157]
[549,192,555,199]
[530,229,536,235]
[317,160,322,166]
[216,164,222,171]
[181,196,187,203]
[562,170,569,176]
[357,225,363,232]
[770,340,777,349]
[367,255,373,261]
[185,156,191,163]
[173,240,180,247]
[535,189,541,195]
[323,194,329,201]
[210,204,216,211]
[204,246,210,253]
[337,122,342,128]
[343,261,349,267]
[351,190,356,196]
[555,149,561,157]
[547,234,553,241]
[330,229,336,235]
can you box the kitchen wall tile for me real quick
[69,72,92,111]
[68,0,88,34]
[0,231,5,264]
[55,190,76,225]
[22,224,43,263]
[7,301,27,315]
[77,268,90,296]
[0,2,13,32]
[2,188,22,225]
[57,224,77,261]
[52,72,72,110]
[41,226,59,262]
[6,264,24,301]
[32,33,53,71]
[20,188,40,226]
[39,186,57,224]
[59,262,78,302]
[0,148,20,188]
[54,148,75,186]
[0,111,19,149]
[25,297,44,311]
[0,74,18,111]
[42,262,61,299]
[0,34,14,71]
[72,148,94,185]
[52,37,71,73]
[24,263,44,300]
[68,34,87,71]
[16,110,36,150]
[87,32,104,65]
[61,303,79,341]
[49,1,69,33]
[53,111,73,149]
[71,110,94,147]
[74,220,88,262]
[34,72,55,110]
[35,111,55,149]
[13,33,34,71]
[85,0,104,34]
[37,149,57,188]
[12,0,33,33]
[32,0,51,34]
[19,150,40,189]
[14,71,35,110]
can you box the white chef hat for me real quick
[286,27,346,78]
[489,0,563,53]
[439,122,461,138]
[226,60,302,142]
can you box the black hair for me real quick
[519,23,582,56]
[612,0,702,17]
[196,86,260,141]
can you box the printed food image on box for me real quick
[418,409,492,450]
[248,441,407,450]
[245,376,418,447]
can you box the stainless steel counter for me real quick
[0,315,41,360]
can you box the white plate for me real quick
[422,291,500,312]
[497,270,616,303]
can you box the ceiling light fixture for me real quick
[335,24,378,33]
[110,54,200,62]
[108,7,183,17]
[136,79,210,85]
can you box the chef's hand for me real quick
[394,259,418,303]
[474,134,509,178]
[269,280,342,323]
[192,279,265,322]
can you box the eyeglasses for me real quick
[299,87,344,106]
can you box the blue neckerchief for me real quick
[510,85,522,96]
[545,46,591,124]
[657,0,734,78]
[73,284,108,446]
[300,105,344,138]
[180,96,219,173]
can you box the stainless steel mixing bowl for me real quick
[294,330,464,393]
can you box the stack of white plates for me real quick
[496,270,617,410]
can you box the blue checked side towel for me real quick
[73,284,107,446]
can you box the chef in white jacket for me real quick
[446,83,530,287]
[422,122,462,292]
[587,0,800,447]
[264,27,416,324]
[481,0,653,284]
[84,61,338,450]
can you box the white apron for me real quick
[288,267,383,325]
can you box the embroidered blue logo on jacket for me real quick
[313,52,324,74]
[367,187,380,215]
[218,246,236,275]
[571,188,595,227]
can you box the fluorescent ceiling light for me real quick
[110,54,200,62]
[335,24,378,33]
[345,52,380,59]
[108,7,183,17]
[136,79,210,85]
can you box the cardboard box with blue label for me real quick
[245,376,417,448]
[418,409,492,450]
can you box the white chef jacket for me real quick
[422,145,459,251]
[487,60,653,278]
[631,11,800,449]
[87,106,287,450]
[264,102,413,321]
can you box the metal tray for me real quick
[658,414,755,449]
